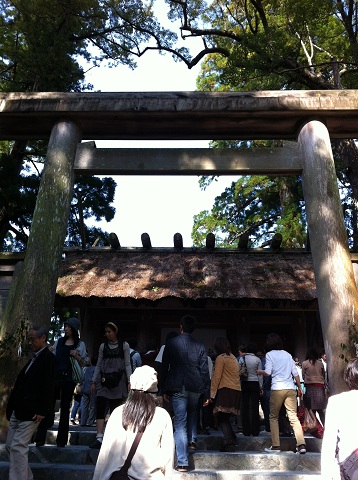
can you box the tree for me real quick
[192,173,306,248]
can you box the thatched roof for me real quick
[57,250,318,303]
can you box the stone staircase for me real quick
[0,425,322,479]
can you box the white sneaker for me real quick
[264,446,281,453]
[296,444,306,454]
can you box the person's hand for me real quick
[90,383,95,394]
[163,393,170,403]
[203,398,211,407]
[297,386,303,397]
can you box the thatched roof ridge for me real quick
[57,250,318,302]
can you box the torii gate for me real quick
[1,90,358,395]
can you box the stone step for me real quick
[190,451,320,472]
[0,429,322,479]
[0,445,321,470]
[0,463,322,480]
[32,426,323,453]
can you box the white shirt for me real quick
[93,404,174,480]
[264,349,298,390]
[321,389,358,479]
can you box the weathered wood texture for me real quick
[0,120,82,336]
[299,120,358,395]
[1,90,358,140]
[74,142,302,175]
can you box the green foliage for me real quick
[193,140,306,249]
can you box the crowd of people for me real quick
[5,314,358,480]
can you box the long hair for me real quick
[65,326,80,348]
[122,391,157,432]
[306,346,319,365]
[214,337,231,355]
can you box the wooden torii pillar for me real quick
[1,120,82,333]
[298,120,358,394]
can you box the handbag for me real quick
[70,356,84,383]
[302,407,319,433]
[110,431,143,480]
[239,355,248,380]
[101,370,123,389]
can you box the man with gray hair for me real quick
[6,325,56,480]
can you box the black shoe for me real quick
[296,444,306,454]
[57,443,66,448]
[188,442,197,450]
[175,466,189,472]
[89,439,102,449]
[221,444,236,452]
[70,419,77,425]
[36,442,45,447]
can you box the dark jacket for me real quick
[161,333,210,398]
[6,347,56,421]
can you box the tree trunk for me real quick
[0,120,82,438]
[298,120,358,395]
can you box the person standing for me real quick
[92,366,174,480]
[127,338,142,372]
[205,337,241,451]
[161,315,210,473]
[90,322,132,449]
[302,346,327,426]
[321,357,358,480]
[257,332,306,454]
[80,356,97,426]
[6,325,56,480]
[239,342,262,437]
[35,316,88,447]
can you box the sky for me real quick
[84,46,233,248]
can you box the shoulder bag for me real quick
[110,431,144,480]
[239,355,248,380]
[70,356,84,383]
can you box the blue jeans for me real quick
[171,387,200,466]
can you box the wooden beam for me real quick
[270,233,282,250]
[109,232,121,249]
[2,91,358,140]
[74,142,301,175]
[141,233,152,249]
[238,233,249,249]
[173,233,183,250]
[206,233,216,250]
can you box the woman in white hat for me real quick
[93,365,174,480]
